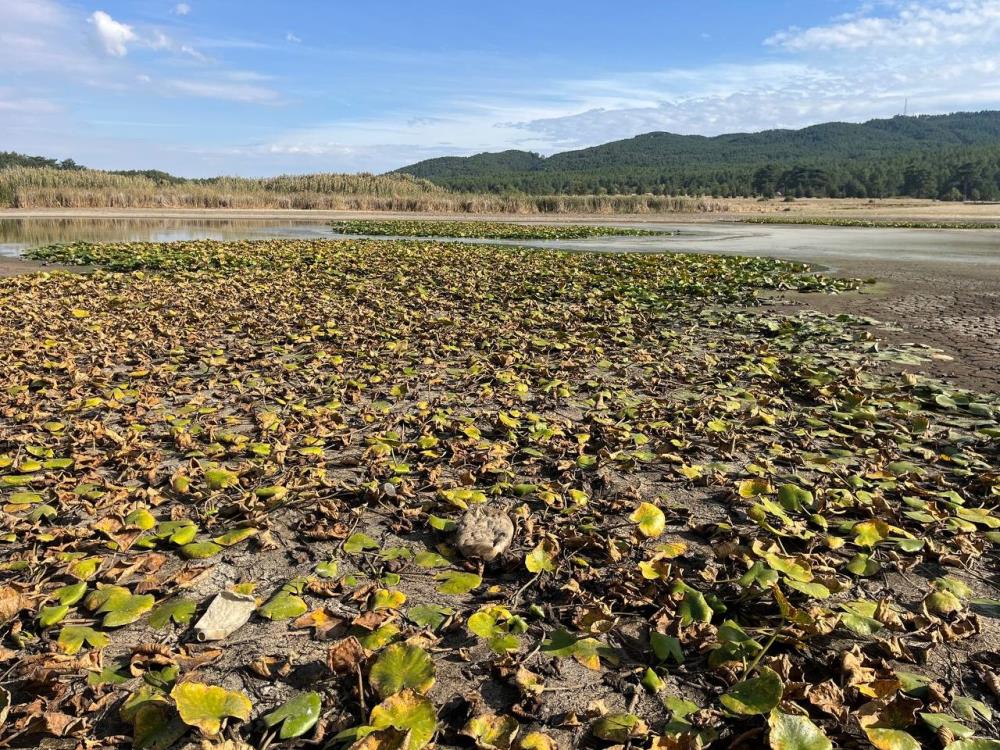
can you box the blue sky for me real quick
[4,0,1000,176]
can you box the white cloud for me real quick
[5,0,66,26]
[149,29,207,59]
[87,11,206,60]
[166,79,280,103]
[0,0,101,74]
[8,0,1000,175]
[767,0,1000,50]
[255,17,1000,172]
[89,10,137,57]
[173,3,191,15]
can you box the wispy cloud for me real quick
[766,0,1000,50]
[2,1,275,106]
[7,0,1000,175]
[0,89,61,115]
[86,9,208,60]
[164,78,281,104]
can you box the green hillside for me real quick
[394,111,1000,199]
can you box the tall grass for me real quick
[0,166,730,214]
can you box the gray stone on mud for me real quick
[454,506,515,561]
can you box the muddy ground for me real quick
[764,258,1000,394]
[0,231,998,749]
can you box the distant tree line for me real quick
[0,151,84,171]
[413,147,1000,201]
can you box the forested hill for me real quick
[394,111,1000,199]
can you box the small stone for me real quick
[454,507,514,561]
[192,590,257,642]
[381,482,397,498]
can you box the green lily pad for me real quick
[650,632,684,664]
[204,466,240,490]
[344,532,379,553]
[591,713,647,742]
[369,643,435,698]
[57,625,111,654]
[262,691,322,740]
[768,709,832,750]
[86,586,155,627]
[179,541,223,559]
[721,667,783,715]
[413,550,450,569]
[258,589,308,621]
[406,605,454,631]
[148,598,196,629]
[434,571,481,594]
[364,689,438,750]
[212,527,258,546]
[39,604,70,627]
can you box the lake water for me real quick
[1,216,997,269]
[0,217,336,257]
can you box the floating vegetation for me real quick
[328,219,673,239]
[1,237,999,749]
[742,216,1000,229]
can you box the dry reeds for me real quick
[0,167,730,214]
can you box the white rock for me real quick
[454,507,514,561]
[192,590,257,642]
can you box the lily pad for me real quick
[57,625,110,654]
[262,691,322,740]
[464,713,519,750]
[630,502,666,538]
[721,667,783,715]
[592,713,647,742]
[149,598,196,629]
[524,540,558,573]
[768,709,832,750]
[406,604,454,631]
[864,728,921,750]
[170,681,252,736]
[434,570,482,595]
[364,689,437,750]
[369,643,436,698]
[258,589,308,621]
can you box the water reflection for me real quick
[0,217,334,256]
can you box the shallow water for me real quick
[0,216,997,269]
[0,217,334,257]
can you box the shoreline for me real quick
[3,198,1000,224]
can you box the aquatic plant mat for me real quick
[3,238,1000,749]
[740,216,1000,229]
[327,220,673,240]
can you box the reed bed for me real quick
[0,167,730,213]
